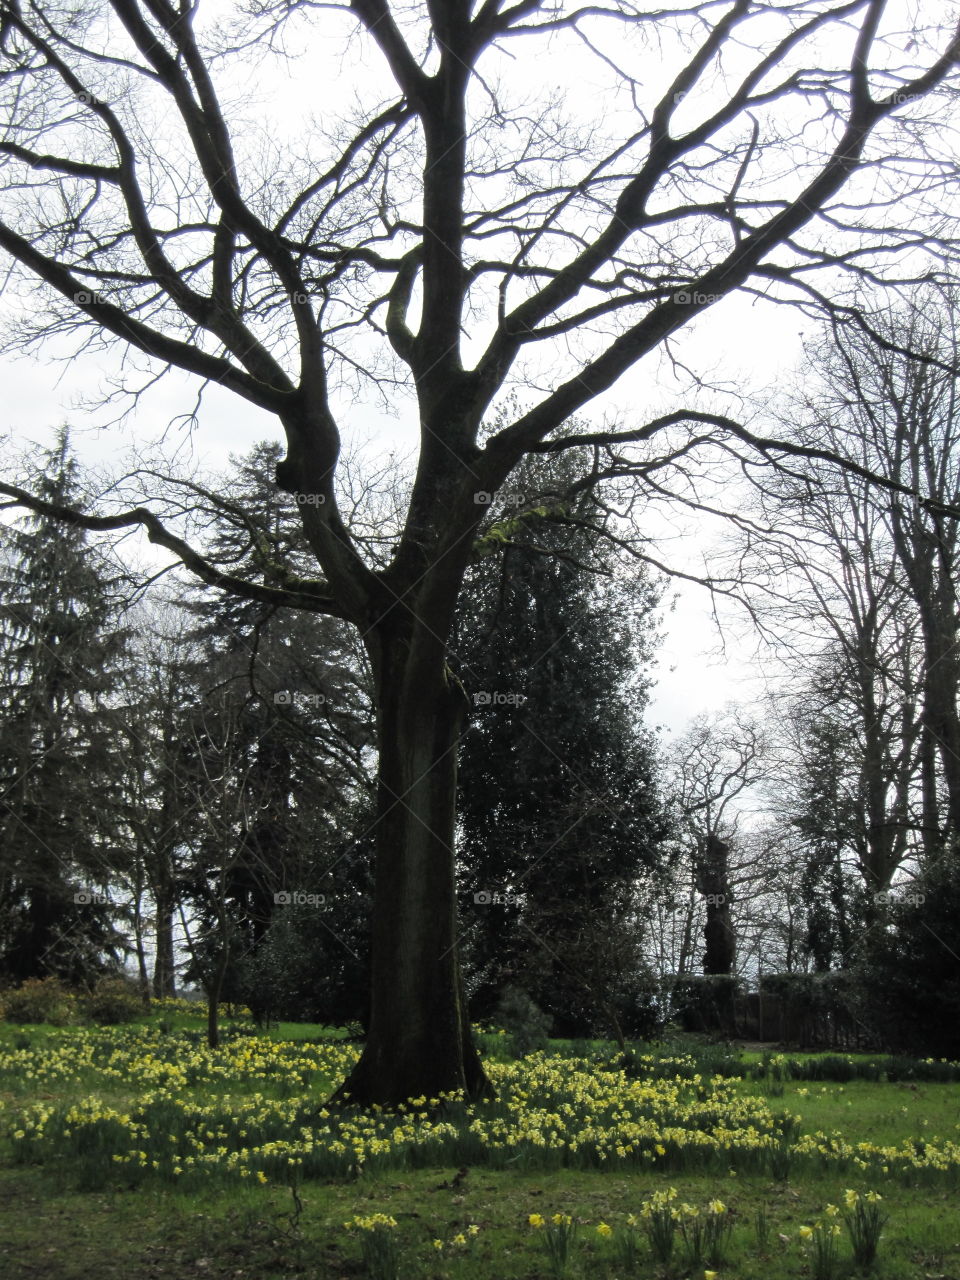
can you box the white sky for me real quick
[0,0,936,736]
[0,285,808,734]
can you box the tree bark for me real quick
[332,633,491,1107]
[152,880,176,998]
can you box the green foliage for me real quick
[496,985,551,1059]
[176,442,376,1022]
[79,976,144,1024]
[671,974,742,1035]
[455,445,670,1037]
[0,429,132,985]
[857,853,960,1058]
[842,1190,888,1267]
[2,976,77,1025]
[234,886,371,1029]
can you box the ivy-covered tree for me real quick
[0,429,132,983]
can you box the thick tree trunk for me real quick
[696,835,735,977]
[332,640,491,1107]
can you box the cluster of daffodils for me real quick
[0,1023,353,1095]
[344,1213,398,1232]
[529,1197,733,1273]
[3,1027,960,1189]
[798,1188,888,1272]
[528,1212,573,1229]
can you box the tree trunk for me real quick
[152,879,176,998]
[207,944,229,1050]
[132,902,151,1007]
[923,611,960,836]
[332,638,491,1107]
[919,722,942,862]
[696,835,735,977]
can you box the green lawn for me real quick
[1,1012,958,1279]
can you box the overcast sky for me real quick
[0,0,913,737]
[0,271,813,737]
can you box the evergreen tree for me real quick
[175,442,376,1026]
[452,452,670,1038]
[0,429,131,983]
[788,680,872,970]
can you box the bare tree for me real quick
[1,1,959,1103]
[668,710,765,979]
[746,290,960,870]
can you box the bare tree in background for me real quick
[1,1,959,1102]
[669,711,765,977]
[746,290,960,872]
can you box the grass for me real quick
[1,1009,959,1278]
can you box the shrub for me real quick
[496,985,551,1058]
[2,977,77,1025]
[79,976,144,1024]
[670,974,741,1034]
[758,970,868,1049]
[857,854,960,1058]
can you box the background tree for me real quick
[112,612,203,998]
[173,442,377,1026]
[452,448,669,1042]
[0,430,131,983]
[744,291,960,873]
[2,1,959,1102]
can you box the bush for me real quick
[757,970,868,1049]
[857,854,960,1058]
[496,985,552,1058]
[1,977,77,1025]
[79,977,144,1024]
[670,974,741,1034]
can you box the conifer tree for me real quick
[0,429,131,982]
